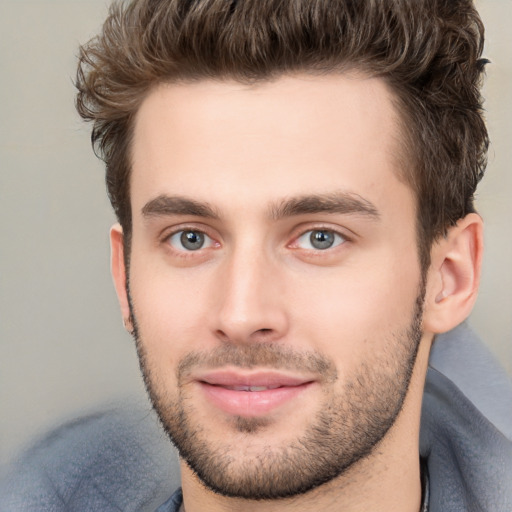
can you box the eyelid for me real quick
[168,230,214,251]
[288,223,354,249]
[161,223,220,251]
[296,230,345,250]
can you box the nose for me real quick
[211,245,289,345]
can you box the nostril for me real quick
[215,329,230,343]
[251,328,277,341]
[253,328,276,339]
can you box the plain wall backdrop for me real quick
[1,0,511,468]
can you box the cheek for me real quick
[289,252,422,361]
[128,256,214,363]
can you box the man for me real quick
[2,0,512,511]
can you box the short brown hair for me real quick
[75,0,488,269]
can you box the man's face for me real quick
[123,74,426,499]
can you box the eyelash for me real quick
[161,225,219,257]
[161,225,351,256]
[289,226,351,252]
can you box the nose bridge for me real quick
[213,238,287,343]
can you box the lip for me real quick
[195,370,315,417]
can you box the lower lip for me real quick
[199,382,313,417]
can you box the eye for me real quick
[296,229,346,250]
[167,230,214,251]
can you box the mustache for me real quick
[176,343,338,382]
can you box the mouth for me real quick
[195,370,315,417]
[218,385,282,391]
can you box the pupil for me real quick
[310,230,334,249]
[181,231,204,250]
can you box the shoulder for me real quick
[421,322,512,512]
[0,403,180,512]
[428,321,512,437]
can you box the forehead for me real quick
[130,73,412,218]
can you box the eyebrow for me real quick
[142,195,220,220]
[269,192,380,220]
[141,191,380,222]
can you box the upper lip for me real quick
[195,370,315,388]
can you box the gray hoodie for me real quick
[1,323,511,511]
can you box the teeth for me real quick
[224,385,280,391]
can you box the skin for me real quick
[111,73,483,512]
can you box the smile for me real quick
[195,370,315,417]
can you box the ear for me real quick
[110,224,133,334]
[422,213,483,334]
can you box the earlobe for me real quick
[423,213,483,334]
[110,224,133,334]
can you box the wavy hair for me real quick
[76,0,488,268]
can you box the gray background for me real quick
[1,0,511,468]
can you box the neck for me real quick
[180,338,432,512]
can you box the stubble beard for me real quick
[129,288,425,500]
